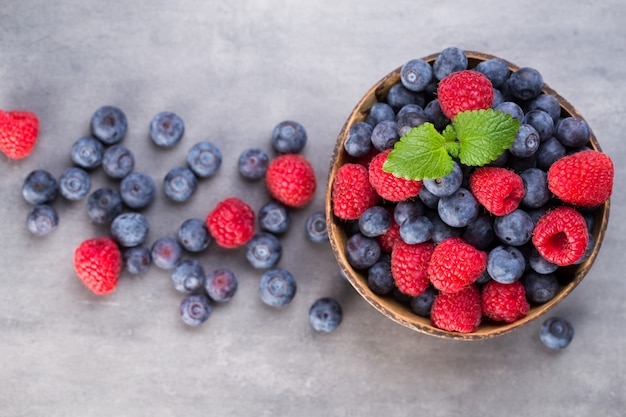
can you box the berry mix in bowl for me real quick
[325,48,613,340]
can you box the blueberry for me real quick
[86,187,123,225]
[305,211,328,243]
[540,317,574,350]
[475,58,509,88]
[437,187,480,228]
[487,245,526,284]
[246,233,282,269]
[508,67,544,101]
[344,121,373,157]
[524,109,554,142]
[491,88,504,108]
[119,171,156,210]
[101,144,135,179]
[179,293,212,327]
[526,93,561,121]
[506,154,537,173]
[22,169,58,204]
[359,206,391,238]
[91,105,128,145]
[400,215,433,244]
[272,120,307,154]
[520,168,550,209]
[394,200,425,225]
[370,120,399,151]
[163,167,197,202]
[58,167,91,201]
[186,141,222,178]
[423,99,450,131]
[110,212,150,247]
[123,245,151,275]
[433,47,467,80]
[258,201,291,235]
[396,111,429,137]
[423,161,463,196]
[171,259,206,293]
[345,233,380,269]
[366,102,396,126]
[555,117,590,148]
[528,247,559,274]
[462,213,495,250]
[535,137,566,171]
[409,286,438,317]
[149,111,184,148]
[309,297,343,333]
[238,148,270,180]
[522,272,559,304]
[204,268,238,302]
[574,232,595,265]
[418,186,440,209]
[430,214,463,243]
[71,136,104,169]
[367,260,394,295]
[493,209,534,246]
[400,58,433,92]
[26,204,58,236]
[386,82,425,110]
[494,101,524,122]
[177,218,211,252]
[510,124,540,158]
[396,104,425,120]
[151,236,182,270]
[259,268,297,307]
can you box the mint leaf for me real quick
[453,109,520,166]
[383,123,454,180]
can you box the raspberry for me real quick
[547,149,614,207]
[428,237,487,293]
[437,70,494,120]
[431,285,482,333]
[481,280,529,323]
[206,197,255,249]
[531,206,589,266]
[332,163,380,220]
[73,237,122,295]
[368,149,423,202]
[0,110,39,159]
[376,219,402,253]
[265,154,316,208]
[391,240,434,296]
[469,167,525,216]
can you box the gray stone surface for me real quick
[1,1,625,416]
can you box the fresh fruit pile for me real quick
[331,47,613,334]
[12,106,343,332]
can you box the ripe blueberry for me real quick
[26,204,58,236]
[150,111,184,148]
[309,297,343,333]
[259,268,297,307]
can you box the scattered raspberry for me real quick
[265,154,317,208]
[376,219,402,253]
[368,149,423,202]
[428,237,487,293]
[431,285,482,333]
[391,240,434,296]
[469,167,525,216]
[332,163,380,220]
[547,149,614,207]
[0,110,39,159]
[437,70,494,120]
[481,280,530,323]
[532,206,588,266]
[206,197,255,249]
[73,237,122,295]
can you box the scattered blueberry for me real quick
[110,212,150,247]
[508,67,544,101]
[149,111,184,148]
[22,169,58,205]
[101,144,135,179]
[186,141,222,178]
[540,317,574,350]
[510,124,540,158]
[163,166,197,202]
[238,148,270,180]
[475,58,509,88]
[26,204,58,236]
[71,136,104,170]
[58,167,91,201]
[271,120,307,154]
[171,258,206,294]
[179,293,212,327]
[344,121,373,157]
[367,259,394,295]
[119,171,156,210]
[246,233,282,269]
[177,218,211,252]
[358,206,391,238]
[493,209,534,246]
[555,117,590,148]
[400,58,433,92]
[151,236,182,270]
[487,245,526,284]
[522,272,559,304]
[204,268,238,302]
[305,211,329,243]
[370,119,399,151]
[409,286,438,317]
[86,187,123,225]
[259,268,297,307]
[437,187,480,228]
[91,105,128,145]
[432,47,467,80]
[309,297,343,333]
[258,201,291,235]
[123,245,152,275]
[400,215,433,244]
[423,161,463,197]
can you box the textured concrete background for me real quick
[1,1,625,416]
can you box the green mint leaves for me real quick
[383,109,520,180]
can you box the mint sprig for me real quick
[383,109,520,180]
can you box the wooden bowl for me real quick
[325,51,610,340]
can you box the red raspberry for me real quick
[469,167,525,216]
[73,237,122,295]
[391,240,435,296]
[437,70,494,120]
[547,149,614,207]
[377,219,401,253]
[206,197,255,248]
[428,237,487,293]
[481,280,530,323]
[532,206,588,266]
[332,163,380,220]
[431,285,482,333]
[0,110,39,159]
[368,149,423,202]
[265,154,316,208]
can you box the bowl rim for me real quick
[326,50,611,340]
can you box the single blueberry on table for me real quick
[91,105,128,145]
[246,233,282,269]
[344,121,373,157]
[150,111,184,148]
[409,286,438,318]
[366,102,396,126]
[86,187,123,225]
[186,141,222,178]
[305,211,329,243]
[58,167,91,201]
[26,204,58,236]
[309,297,343,333]
[238,148,270,180]
[367,259,394,295]
[110,212,150,248]
[345,233,381,270]
[400,58,433,92]
[71,136,104,170]
[119,171,156,210]
[179,293,212,327]
[433,46,468,80]
[101,144,135,179]
[177,218,211,253]
[493,209,534,246]
[258,201,291,235]
[205,268,238,303]
[358,206,391,238]
[487,245,526,284]
[522,272,559,304]
[271,120,307,154]
[123,245,151,275]
[22,169,58,205]
[171,258,206,294]
[151,236,182,270]
[163,166,197,202]
[259,268,297,308]
[540,317,574,350]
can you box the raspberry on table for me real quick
[469,167,525,216]
[481,280,529,323]
[332,163,380,220]
[0,110,39,159]
[532,206,589,266]
[73,237,122,295]
[206,197,255,249]
[391,240,434,297]
[437,69,494,120]
[368,149,423,202]
[430,285,482,333]
[428,237,487,294]
[265,154,316,208]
